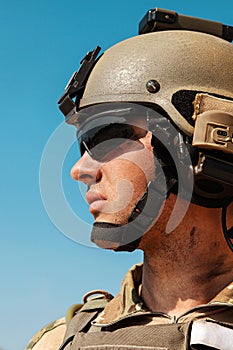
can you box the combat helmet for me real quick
[58,8,233,251]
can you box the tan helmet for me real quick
[79,30,233,137]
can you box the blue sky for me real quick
[1,1,232,349]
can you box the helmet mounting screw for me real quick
[146,80,160,93]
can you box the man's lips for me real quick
[86,191,107,214]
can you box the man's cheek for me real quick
[121,151,155,183]
[101,179,134,214]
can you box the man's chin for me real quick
[91,221,122,249]
[91,219,144,252]
[94,214,128,225]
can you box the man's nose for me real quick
[70,152,102,186]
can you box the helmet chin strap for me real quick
[91,173,176,252]
[222,203,233,253]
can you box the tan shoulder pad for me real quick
[25,317,66,350]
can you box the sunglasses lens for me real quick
[79,123,136,160]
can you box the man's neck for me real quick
[140,202,233,316]
[141,254,233,316]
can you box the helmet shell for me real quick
[79,31,233,136]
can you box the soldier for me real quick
[26,7,233,350]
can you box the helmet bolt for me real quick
[146,80,160,93]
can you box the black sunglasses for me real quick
[77,117,147,162]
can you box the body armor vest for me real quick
[59,298,233,350]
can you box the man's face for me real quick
[70,115,155,226]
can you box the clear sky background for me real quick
[0,1,232,349]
